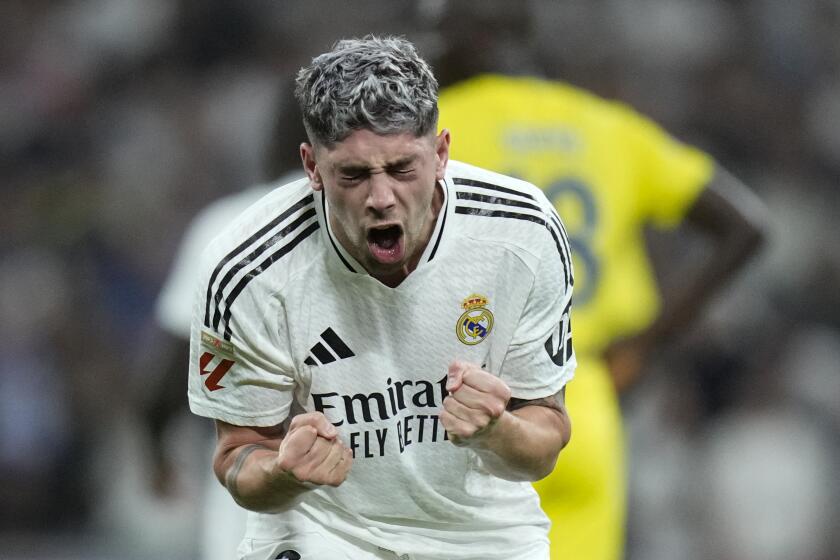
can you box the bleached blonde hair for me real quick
[294,35,439,147]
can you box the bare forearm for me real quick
[648,233,761,342]
[442,364,572,481]
[610,166,768,391]
[216,444,307,512]
[649,166,767,343]
[213,415,352,513]
[471,406,571,482]
[610,243,758,391]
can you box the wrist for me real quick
[469,410,515,452]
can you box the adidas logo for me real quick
[304,327,355,366]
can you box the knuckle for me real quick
[294,411,321,427]
[291,425,316,443]
[442,399,457,413]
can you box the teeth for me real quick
[368,225,400,236]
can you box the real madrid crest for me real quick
[456,294,494,345]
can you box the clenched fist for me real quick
[440,360,511,447]
[274,412,353,487]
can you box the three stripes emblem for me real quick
[304,328,355,366]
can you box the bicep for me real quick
[507,387,571,444]
[686,165,768,242]
[508,386,566,413]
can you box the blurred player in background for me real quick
[137,81,307,560]
[432,2,767,559]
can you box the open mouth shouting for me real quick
[367,224,405,265]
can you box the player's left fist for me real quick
[441,360,511,446]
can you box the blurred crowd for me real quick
[1,1,838,559]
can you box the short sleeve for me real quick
[499,204,576,399]
[187,242,296,428]
[622,107,715,228]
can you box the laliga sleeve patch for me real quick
[199,330,236,392]
[275,551,301,560]
[201,330,235,356]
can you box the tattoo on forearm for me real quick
[225,444,266,501]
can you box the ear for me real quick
[434,129,451,181]
[300,142,323,191]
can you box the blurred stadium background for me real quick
[1,1,839,559]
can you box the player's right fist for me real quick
[273,411,352,487]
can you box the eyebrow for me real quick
[336,164,369,176]
[336,155,418,176]
[385,155,417,169]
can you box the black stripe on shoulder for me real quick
[547,210,574,287]
[210,207,316,331]
[221,221,320,340]
[204,193,314,327]
[452,177,536,200]
[455,206,545,224]
[456,191,543,212]
[455,206,571,287]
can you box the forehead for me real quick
[318,129,434,168]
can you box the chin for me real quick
[368,259,404,274]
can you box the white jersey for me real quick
[188,160,576,558]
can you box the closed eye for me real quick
[389,167,416,179]
[339,171,369,183]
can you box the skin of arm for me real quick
[441,360,572,482]
[606,164,769,392]
[212,412,353,513]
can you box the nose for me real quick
[366,172,396,215]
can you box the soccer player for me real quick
[189,36,575,559]
[433,3,768,559]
